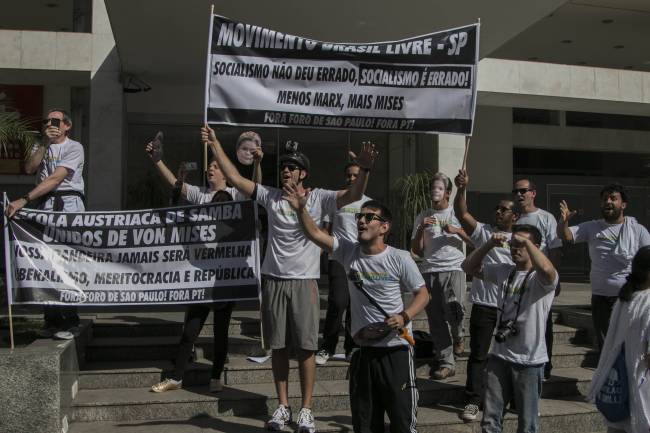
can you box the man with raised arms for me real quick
[453,169,517,422]
[202,125,377,433]
[284,186,429,433]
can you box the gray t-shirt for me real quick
[184,184,244,205]
[332,237,426,348]
[469,223,513,307]
[411,205,465,273]
[256,184,337,279]
[323,194,372,244]
[483,263,558,365]
[570,219,650,297]
[516,208,562,254]
[34,138,85,194]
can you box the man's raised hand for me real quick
[559,200,577,223]
[490,232,509,248]
[455,169,468,189]
[352,141,379,170]
[201,124,218,145]
[282,181,309,211]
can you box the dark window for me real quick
[513,108,560,125]
[566,111,650,131]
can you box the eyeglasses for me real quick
[512,188,533,195]
[494,206,513,213]
[281,164,300,172]
[355,212,386,223]
[42,118,61,127]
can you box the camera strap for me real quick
[498,267,534,327]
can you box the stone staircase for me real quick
[67,291,605,433]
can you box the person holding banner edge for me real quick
[145,130,262,393]
[202,124,377,433]
[282,186,428,433]
[5,108,85,340]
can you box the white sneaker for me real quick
[150,378,182,393]
[461,403,479,421]
[266,404,292,431]
[53,331,74,340]
[315,350,330,366]
[296,407,316,433]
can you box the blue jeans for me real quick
[481,356,543,433]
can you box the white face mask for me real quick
[431,180,446,202]
[236,141,258,166]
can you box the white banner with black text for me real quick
[4,200,261,306]
[205,15,479,134]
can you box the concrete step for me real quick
[68,397,604,432]
[70,366,594,422]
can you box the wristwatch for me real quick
[399,311,411,325]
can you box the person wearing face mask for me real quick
[144,130,260,394]
[411,172,469,380]
[557,183,650,357]
[202,125,378,433]
[5,108,85,340]
[235,131,263,182]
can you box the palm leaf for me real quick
[392,171,433,249]
[0,111,39,159]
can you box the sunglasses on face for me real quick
[281,164,300,172]
[42,118,62,127]
[512,188,533,195]
[494,206,513,213]
[355,212,386,223]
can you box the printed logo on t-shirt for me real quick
[359,271,396,282]
[595,231,618,243]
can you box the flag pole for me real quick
[462,136,471,171]
[8,304,14,351]
[3,192,15,350]
[203,4,215,188]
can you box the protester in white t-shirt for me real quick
[557,183,650,355]
[462,225,558,433]
[316,162,371,366]
[453,168,517,422]
[513,178,562,380]
[282,187,429,433]
[202,125,377,433]
[411,172,470,380]
[5,109,85,341]
[145,130,259,394]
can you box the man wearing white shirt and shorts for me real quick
[203,125,377,433]
[283,188,429,433]
[6,109,85,340]
[453,169,516,422]
[316,161,371,365]
[462,225,558,433]
[557,183,650,355]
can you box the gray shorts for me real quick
[261,277,320,351]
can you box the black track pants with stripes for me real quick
[350,345,418,433]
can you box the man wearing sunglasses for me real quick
[5,109,85,340]
[283,187,429,433]
[411,172,468,381]
[453,169,517,422]
[202,125,377,433]
[512,179,562,380]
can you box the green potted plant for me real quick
[0,110,38,174]
[391,170,433,250]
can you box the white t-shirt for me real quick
[483,263,558,365]
[515,208,562,254]
[570,219,650,297]
[184,184,245,205]
[34,138,84,193]
[256,184,338,279]
[469,223,513,307]
[331,237,426,347]
[323,194,372,244]
[411,206,465,273]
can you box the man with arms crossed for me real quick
[557,183,650,355]
[453,169,516,421]
[316,161,371,365]
[462,225,558,433]
[512,179,561,379]
[202,125,377,433]
[5,109,85,340]
[285,187,429,433]
[411,173,468,379]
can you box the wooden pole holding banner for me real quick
[462,136,471,171]
[3,193,15,350]
[203,3,216,188]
